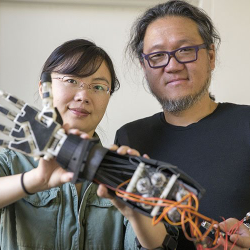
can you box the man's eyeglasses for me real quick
[141,43,207,69]
[52,76,111,95]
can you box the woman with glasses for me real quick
[0,39,167,250]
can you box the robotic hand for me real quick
[0,73,208,243]
[0,73,66,161]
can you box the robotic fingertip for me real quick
[0,90,8,99]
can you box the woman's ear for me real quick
[38,80,43,99]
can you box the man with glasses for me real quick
[115,0,250,249]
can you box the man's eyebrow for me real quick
[148,44,165,51]
[147,39,198,51]
[176,39,197,44]
[93,77,110,85]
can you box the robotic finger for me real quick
[0,123,12,136]
[0,105,18,122]
[0,123,11,148]
[0,90,25,110]
[0,91,38,140]
[0,139,10,148]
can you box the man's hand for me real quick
[215,218,250,249]
[97,144,168,249]
[97,144,141,217]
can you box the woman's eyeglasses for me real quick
[52,76,111,95]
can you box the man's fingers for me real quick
[97,184,127,211]
[218,218,250,249]
[125,148,140,156]
[108,144,141,156]
[230,234,250,248]
[108,144,119,151]
[97,184,113,199]
[143,153,150,159]
[117,146,140,156]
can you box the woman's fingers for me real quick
[67,128,90,139]
[60,172,74,183]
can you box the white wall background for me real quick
[0,0,250,147]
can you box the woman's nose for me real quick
[74,89,91,104]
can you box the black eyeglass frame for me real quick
[141,43,207,69]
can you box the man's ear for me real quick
[140,59,147,73]
[38,80,43,98]
[208,44,216,70]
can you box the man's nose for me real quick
[164,55,184,72]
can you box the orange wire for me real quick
[94,178,243,249]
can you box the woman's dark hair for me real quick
[128,0,221,63]
[41,39,119,95]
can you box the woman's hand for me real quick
[27,128,91,193]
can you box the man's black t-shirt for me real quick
[115,103,250,249]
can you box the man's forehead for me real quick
[143,16,203,50]
[146,16,199,36]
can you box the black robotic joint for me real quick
[56,134,108,183]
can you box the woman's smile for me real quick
[68,107,91,117]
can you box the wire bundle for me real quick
[96,177,244,249]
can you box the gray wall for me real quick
[0,0,250,146]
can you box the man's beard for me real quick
[148,75,211,114]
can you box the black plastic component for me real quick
[81,144,109,181]
[54,107,63,125]
[55,134,206,218]
[8,95,18,104]
[11,127,25,138]
[44,112,53,118]
[43,92,50,99]
[56,134,83,170]
[0,106,9,115]
[41,72,52,83]
[0,124,5,131]
[15,105,57,150]
[10,140,31,154]
[56,134,102,183]
[14,124,20,130]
